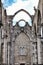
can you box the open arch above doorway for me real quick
[12,9,32,26]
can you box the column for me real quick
[0,28,2,64]
[37,38,41,64]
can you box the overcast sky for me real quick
[1,0,39,26]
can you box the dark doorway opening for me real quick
[20,63,25,65]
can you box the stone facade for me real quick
[0,0,43,65]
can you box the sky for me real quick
[1,0,39,15]
[1,0,39,26]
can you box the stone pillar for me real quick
[34,42,38,64]
[37,38,41,64]
[3,38,7,64]
[30,41,33,65]
[7,42,11,65]
[10,28,15,65]
[2,29,8,64]
[7,20,13,65]
[0,28,2,64]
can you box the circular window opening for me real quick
[18,21,26,27]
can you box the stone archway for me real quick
[7,9,33,65]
